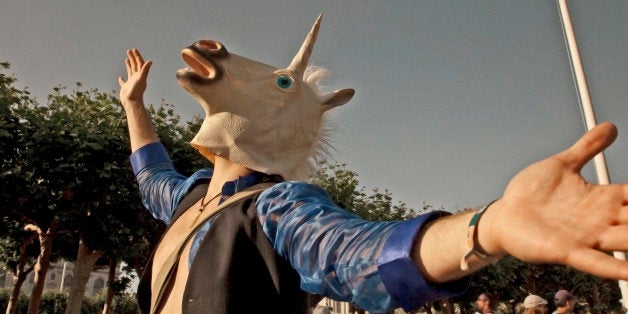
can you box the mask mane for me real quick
[294,65,337,179]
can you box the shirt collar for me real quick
[220,171,267,197]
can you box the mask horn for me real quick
[287,13,323,77]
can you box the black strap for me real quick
[171,182,209,223]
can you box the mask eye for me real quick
[276,75,293,89]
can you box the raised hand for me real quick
[117,48,158,152]
[480,122,628,280]
[118,48,153,106]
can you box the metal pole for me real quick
[60,261,67,292]
[556,0,628,308]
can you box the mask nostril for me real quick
[199,40,222,51]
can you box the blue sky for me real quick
[1,0,626,211]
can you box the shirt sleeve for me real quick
[378,214,471,311]
[129,142,213,224]
[255,181,469,313]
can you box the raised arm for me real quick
[118,48,158,152]
[415,122,628,282]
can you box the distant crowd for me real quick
[474,289,625,314]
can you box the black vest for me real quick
[137,183,313,313]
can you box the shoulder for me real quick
[260,181,332,201]
[256,180,341,216]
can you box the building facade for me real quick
[0,260,115,297]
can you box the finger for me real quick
[125,58,132,76]
[126,50,135,72]
[128,49,140,72]
[597,225,628,251]
[131,48,145,73]
[133,48,145,66]
[567,248,628,280]
[139,61,153,81]
[558,122,618,171]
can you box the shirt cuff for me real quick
[129,142,172,176]
[378,211,471,311]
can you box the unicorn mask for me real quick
[176,14,354,179]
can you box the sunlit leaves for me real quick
[310,162,422,221]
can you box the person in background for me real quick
[553,290,576,314]
[523,294,548,314]
[475,292,495,314]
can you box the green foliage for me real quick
[0,62,33,223]
[79,296,102,314]
[0,288,29,313]
[0,230,38,276]
[109,273,133,297]
[0,61,210,311]
[109,293,140,314]
[39,290,67,314]
[310,162,421,220]
[3,82,146,277]
[146,103,211,176]
[82,291,139,314]
[0,288,139,314]
[0,62,34,164]
[0,63,42,293]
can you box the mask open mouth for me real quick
[180,48,218,80]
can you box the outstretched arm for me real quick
[415,122,628,282]
[118,48,158,152]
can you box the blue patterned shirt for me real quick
[130,142,468,313]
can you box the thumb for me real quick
[559,122,617,171]
[118,76,125,86]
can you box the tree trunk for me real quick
[25,223,56,314]
[101,257,116,314]
[6,272,26,314]
[591,282,601,314]
[64,237,104,314]
[5,233,37,314]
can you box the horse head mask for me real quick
[176,14,355,180]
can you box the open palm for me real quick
[486,122,628,279]
[118,48,152,105]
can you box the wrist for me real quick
[475,199,507,259]
[121,97,144,106]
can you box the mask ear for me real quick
[321,88,355,111]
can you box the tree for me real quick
[29,86,210,314]
[0,70,211,314]
[0,228,38,314]
[0,62,44,314]
[310,162,421,221]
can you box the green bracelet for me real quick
[460,199,498,270]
